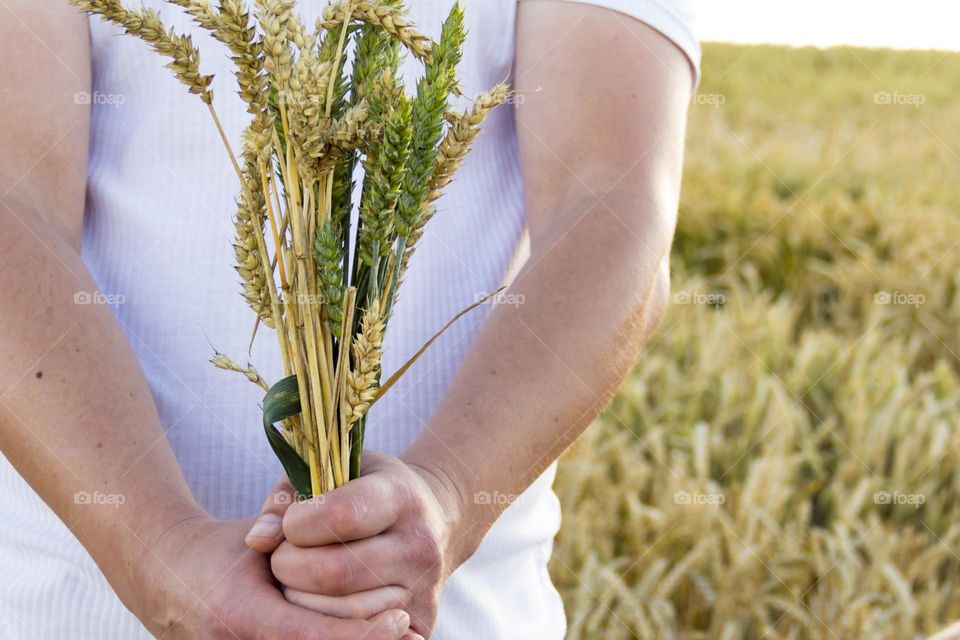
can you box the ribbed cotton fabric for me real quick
[0,2,697,638]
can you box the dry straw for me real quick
[552,43,960,639]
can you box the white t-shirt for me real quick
[0,2,697,638]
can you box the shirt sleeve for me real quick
[547,0,701,88]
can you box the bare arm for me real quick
[0,4,409,638]
[0,0,206,612]
[403,0,690,566]
[265,2,692,636]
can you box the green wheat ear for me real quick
[359,94,413,265]
[396,1,465,238]
[315,220,346,337]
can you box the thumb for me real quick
[245,476,295,553]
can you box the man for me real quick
[0,0,697,637]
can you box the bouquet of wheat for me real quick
[72,0,507,497]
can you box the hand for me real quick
[132,515,412,639]
[246,452,472,639]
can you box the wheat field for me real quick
[551,43,960,640]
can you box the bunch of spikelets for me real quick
[71,0,508,497]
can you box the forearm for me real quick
[0,204,206,611]
[402,191,672,564]
[402,1,692,567]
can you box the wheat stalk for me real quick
[73,0,504,496]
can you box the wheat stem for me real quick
[325,0,353,119]
[207,103,244,181]
[335,287,358,479]
[259,158,289,288]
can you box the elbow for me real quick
[602,192,674,336]
[649,258,672,330]
[637,257,671,339]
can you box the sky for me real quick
[695,0,960,51]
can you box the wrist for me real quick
[114,504,213,632]
[401,451,491,570]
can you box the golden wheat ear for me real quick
[70,0,215,103]
[320,0,434,63]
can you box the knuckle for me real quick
[396,481,425,512]
[338,599,362,619]
[269,554,285,583]
[282,508,310,543]
[408,527,443,570]
[314,495,364,539]
[269,545,294,581]
[316,555,354,594]
[343,597,371,620]
[326,500,356,534]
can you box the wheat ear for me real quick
[166,0,223,31]
[213,0,272,115]
[402,83,510,261]
[345,305,385,426]
[319,0,433,64]
[428,82,510,200]
[254,0,295,87]
[358,96,412,266]
[395,2,463,237]
[70,0,214,104]
[211,351,271,391]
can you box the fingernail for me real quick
[394,611,410,635]
[246,513,282,540]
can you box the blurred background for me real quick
[549,2,960,638]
